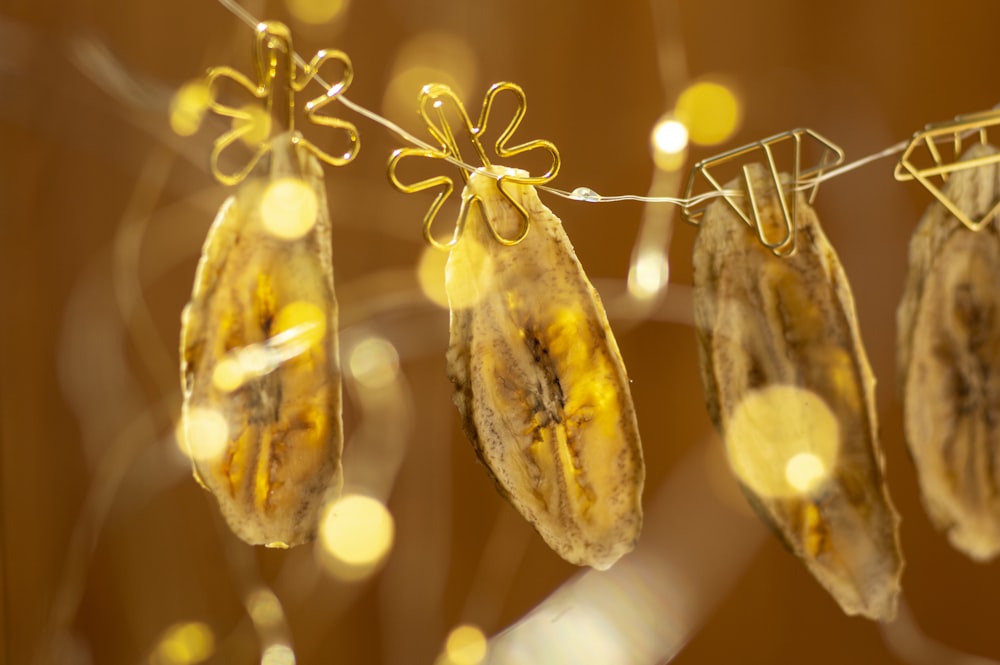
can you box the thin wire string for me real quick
[212,0,933,212]
[215,0,459,162]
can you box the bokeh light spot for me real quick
[726,385,838,498]
[273,301,327,349]
[382,33,477,122]
[652,117,689,154]
[234,104,273,148]
[445,237,494,310]
[153,622,215,665]
[653,150,687,172]
[238,345,274,376]
[627,250,670,299]
[785,452,828,493]
[285,0,348,25]
[260,177,319,240]
[261,643,296,665]
[650,116,689,171]
[348,337,400,389]
[169,80,211,137]
[444,624,488,665]
[417,245,450,309]
[212,358,246,393]
[318,493,394,580]
[181,408,229,462]
[246,588,284,631]
[675,80,742,146]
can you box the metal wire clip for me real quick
[204,21,360,186]
[894,109,1000,231]
[681,129,844,256]
[387,82,560,250]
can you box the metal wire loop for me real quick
[387,81,560,250]
[895,109,1000,232]
[204,20,360,186]
[681,128,844,257]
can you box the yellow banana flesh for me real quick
[693,164,903,620]
[445,166,644,570]
[180,132,343,548]
[898,143,1000,561]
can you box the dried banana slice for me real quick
[446,166,644,570]
[180,132,343,548]
[692,164,903,620]
[897,143,1000,561]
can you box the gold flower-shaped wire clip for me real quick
[204,20,360,185]
[681,128,844,256]
[387,82,561,249]
[894,108,1000,231]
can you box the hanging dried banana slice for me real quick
[180,132,343,548]
[692,164,903,620]
[445,166,644,570]
[897,143,1000,561]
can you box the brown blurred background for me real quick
[3,0,1000,663]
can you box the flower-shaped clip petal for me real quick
[387,82,561,249]
[204,21,360,186]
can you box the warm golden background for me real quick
[4,0,1000,663]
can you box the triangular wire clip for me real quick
[894,109,1000,231]
[682,128,844,256]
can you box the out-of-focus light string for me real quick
[212,0,942,214]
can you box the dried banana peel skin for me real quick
[445,166,644,570]
[180,132,343,548]
[898,143,1000,561]
[693,165,903,620]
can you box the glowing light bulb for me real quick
[650,116,689,171]
[652,117,689,154]
[570,187,600,201]
[260,178,319,240]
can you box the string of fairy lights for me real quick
[171,0,932,214]
[155,2,1000,665]
[166,0,1000,317]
